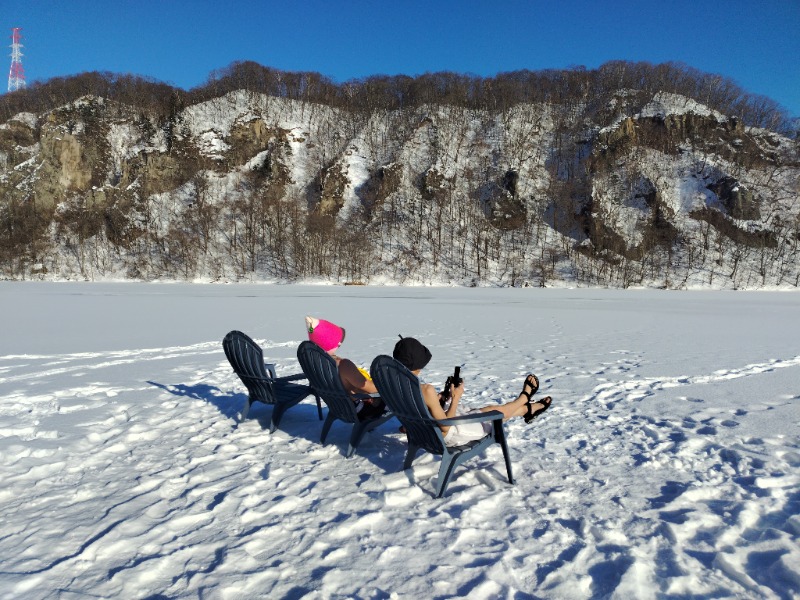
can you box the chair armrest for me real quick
[264,363,277,378]
[275,373,308,382]
[435,410,504,427]
[393,410,503,426]
[239,372,309,386]
[241,374,273,383]
[352,392,381,400]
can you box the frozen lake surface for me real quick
[0,282,798,598]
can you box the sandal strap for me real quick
[521,374,539,401]
[525,396,552,423]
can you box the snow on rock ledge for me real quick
[639,92,727,122]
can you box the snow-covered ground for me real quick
[1,282,798,599]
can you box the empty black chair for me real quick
[223,330,321,432]
[297,340,393,458]
[370,355,514,498]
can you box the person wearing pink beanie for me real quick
[305,316,346,352]
[305,316,385,419]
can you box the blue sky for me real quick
[7,0,800,117]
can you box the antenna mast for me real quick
[8,27,26,92]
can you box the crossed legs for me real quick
[477,374,552,421]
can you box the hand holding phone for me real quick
[440,366,463,407]
[451,366,462,388]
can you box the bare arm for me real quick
[421,380,464,436]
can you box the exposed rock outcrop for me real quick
[0,88,797,288]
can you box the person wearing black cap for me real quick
[393,336,552,447]
[392,336,432,372]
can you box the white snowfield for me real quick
[0,283,798,599]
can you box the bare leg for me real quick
[478,374,550,421]
[478,392,548,421]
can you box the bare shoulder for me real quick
[336,357,360,378]
[337,357,357,370]
[420,382,446,420]
[420,383,440,405]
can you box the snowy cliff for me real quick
[1,85,798,288]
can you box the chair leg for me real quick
[320,413,336,445]
[494,421,514,484]
[346,421,371,458]
[403,445,420,470]
[240,398,252,422]
[315,394,323,421]
[499,439,514,485]
[269,402,287,434]
[435,452,459,498]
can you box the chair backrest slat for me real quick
[297,341,359,423]
[223,330,275,404]
[370,355,446,455]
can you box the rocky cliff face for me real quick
[585,93,798,263]
[1,89,798,288]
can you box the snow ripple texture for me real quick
[0,283,798,599]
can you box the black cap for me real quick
[393,336,432,370]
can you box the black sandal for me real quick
[520,374,539,401]
[524,396,552,424]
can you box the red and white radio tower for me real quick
[8,27,26,92]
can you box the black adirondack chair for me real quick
[297,341,393,458]
[223,330,321,432]
[370,355,514,498]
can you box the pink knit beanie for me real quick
[305,316,346,352]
